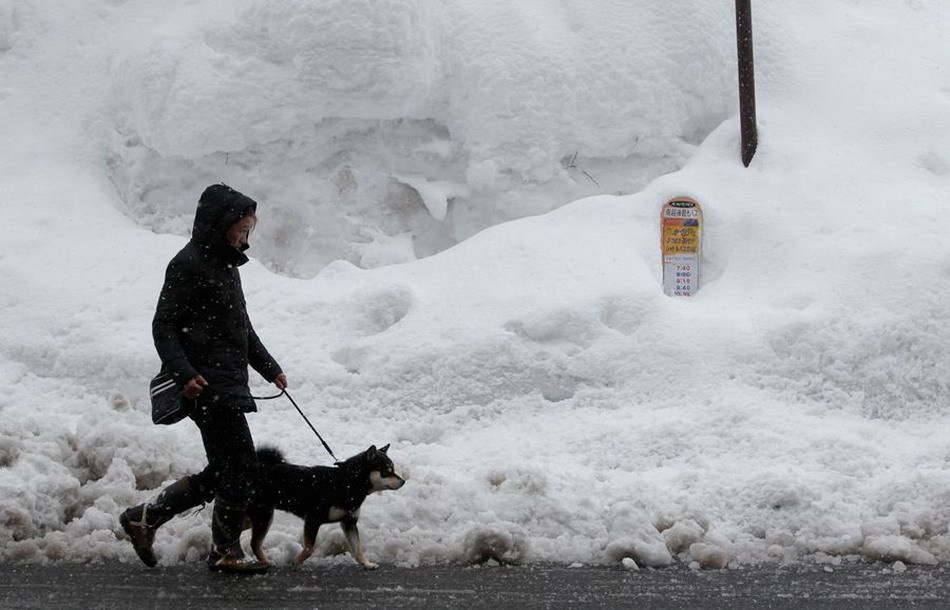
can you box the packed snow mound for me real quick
[103,0,736,275]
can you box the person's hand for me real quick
[273,373,288,390]
[183,375,208,399]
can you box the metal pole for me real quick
[735,0,757,167]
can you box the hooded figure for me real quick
[121,184,287,574]
[152,183,282,407]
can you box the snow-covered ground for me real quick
[1,0,950,569]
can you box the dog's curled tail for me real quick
[256,446,286,464]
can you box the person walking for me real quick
[120,184,287,574]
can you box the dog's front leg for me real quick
[341,517,377,569]
[295,517,322,564]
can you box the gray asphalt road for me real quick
[0,561,948,609]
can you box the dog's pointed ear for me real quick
[368,445,377,454]
[379,443,390,454]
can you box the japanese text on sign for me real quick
[662,226,699,254]
[660,197,703,297]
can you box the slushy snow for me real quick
[1,0,950,569]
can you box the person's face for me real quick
[227,213,257,250]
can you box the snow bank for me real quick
[103,0,736,276]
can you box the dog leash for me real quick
[252,388,339,464]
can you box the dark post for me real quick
[735,0,757,166]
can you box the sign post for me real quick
[661,197,703,297]
[735,0,758,166]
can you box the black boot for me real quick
[206,499,269,575]
[120,477,203,567]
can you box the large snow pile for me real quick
[1,0,950,569]
[101,0,735,276]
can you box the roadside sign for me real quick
[661,197,703,296]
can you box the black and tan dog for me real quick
[246,444,405,568]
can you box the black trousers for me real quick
[187,398,258,509]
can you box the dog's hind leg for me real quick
[341,517,377,569]
[294,517,322,564]
[248,508,274,564]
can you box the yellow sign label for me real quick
[663,225,700,255]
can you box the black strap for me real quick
[249,390,285,400]
[259,389,339,464]
[245,388,339,464]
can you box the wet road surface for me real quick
[0,561,948,609]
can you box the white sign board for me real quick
[661,197,703,297]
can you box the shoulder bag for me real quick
[149,371,192,425]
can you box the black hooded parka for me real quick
[152,184,282,412]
